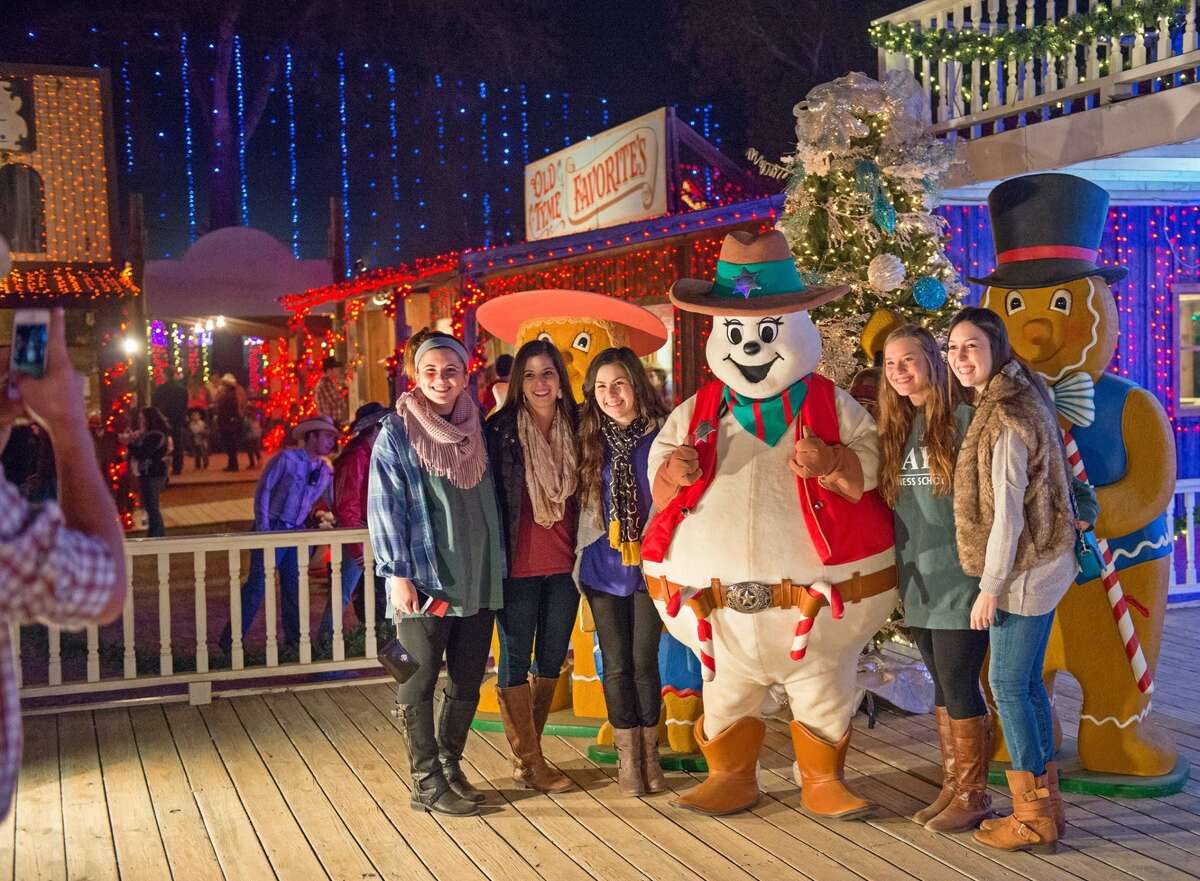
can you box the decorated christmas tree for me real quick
[751,70,966,383]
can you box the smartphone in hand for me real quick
[418,591,450,618]
[10,309,50,382]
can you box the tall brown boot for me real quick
[973,770,1057,854]
[912,707,955,825]
[641,725,669,794]
[531,675,559,734]
[925,715,993,832]
[1045,761,1066,837]
[497,683,574,793]
[612,727,645,795]
[791,721,873,819]
[672,715,763,815]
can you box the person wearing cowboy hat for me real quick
[317,402,390,642]
[215,373,246,471]
[218,414,338,654]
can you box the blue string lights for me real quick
[284,46,300,258]
[337,50,352,277]
[179,32,197,244]
[234,34,249,226]
[120,47,134,174]
[387,64,402,255]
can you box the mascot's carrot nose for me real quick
[1023,318,1054,346]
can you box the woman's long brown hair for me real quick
[877,324,962,508]
[577,347,669,525]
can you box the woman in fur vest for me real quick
[946,307,1083,854]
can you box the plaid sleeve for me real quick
[367,423,416,579]
[0,476,119,627]
[315,378,342,420]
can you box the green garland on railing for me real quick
[869,0,1187,63]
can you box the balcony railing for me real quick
[873,0,1200,138]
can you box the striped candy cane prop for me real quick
[1062,428,1154,695]
[790,580,845,661]
[665,585,717,681]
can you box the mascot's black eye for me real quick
[1050,289,1072,314]
[759,324,777,343]
[725,324,743,345]
[572,331,592,352]
[537,332,552,343]
[1005,290,1025,315]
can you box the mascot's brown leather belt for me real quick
[644,566,896,620]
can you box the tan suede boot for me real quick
[973,770,1057,853]
[641,725,669,793]
[531,675,559,734]
[924,715,994,832]
[1045,761,1066,837]
[791,721,873,819]
[497,683,574,793]
[672,715,763,815]
[912,707,955,825]
[613,727,645,796]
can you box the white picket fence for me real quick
[1170,478,1200,604]
[13,528,390,711]
[874,0,1200,138]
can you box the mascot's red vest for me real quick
[642,374,894,565]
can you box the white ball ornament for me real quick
[868,253,906,292]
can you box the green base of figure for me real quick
[987,742,1190,798]
[586,744,708,772]
[470,711,602,739]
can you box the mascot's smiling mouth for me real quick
[725,354,781,384]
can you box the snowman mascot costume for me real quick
[642,230,898,817]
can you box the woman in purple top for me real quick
[577,347,670,795]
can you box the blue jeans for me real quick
[139,474,166,538]
[989,608,1056,775]
[218,520,302,650]
[496,572,579,688]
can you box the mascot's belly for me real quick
[642,417,894,588]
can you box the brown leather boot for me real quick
[641,725,669,794]
[497,683,574,794]
[1045,761,1066,837]
[925,715,994,832]
[672,715,763,815]
[612,727,645,795]
[912,707,955,825]
[531,675,559,734]
[791,721,873,819]
[974,770,1058,853]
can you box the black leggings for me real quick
[910,626,989,719]
[394,610,496,705]
[584,587,662,729]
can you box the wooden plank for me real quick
[128,706,225,881]
[356,683,599,881]
[197,701,329,881]
[228,695,382,881]
[13,715,64,881]
[325,686,552,881]
[260,692,438,881]
[92,710,172,881]
[162,704,276,881]
[57,713,119,881]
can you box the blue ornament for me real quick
[913,275,948,310]
[872,192,896,234]
[854,159,881,192]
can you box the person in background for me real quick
[486,339,579,795]
[216,374,245,472]
[319,401,389,642]
[243,406,264,469]
[152,367,189,476]
[877,324,992,833]
[481,353,514,416]
[218,415,337,653]
[645,366,671,411]
[314,356,347,425]
[576,347,670,795]
[369,333,504,817]
[188,409,210,470]
[0,308,127,820]
[124,407,173,538]
[947,307,1087,854]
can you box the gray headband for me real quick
[414,336,470,370]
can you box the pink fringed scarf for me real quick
[396,389,488,489]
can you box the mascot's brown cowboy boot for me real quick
[912,707,956,825]
[673,715,764,815]
[924,715,993,832]
[974,769,1058,853]
[790,721,874,819]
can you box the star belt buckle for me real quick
[724,581,773,613]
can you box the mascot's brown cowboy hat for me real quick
[671,230,850,317]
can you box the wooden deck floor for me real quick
[5,609,1200,881]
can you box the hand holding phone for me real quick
[10,309,50,383]
[6,308,85,432]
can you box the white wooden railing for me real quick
[14,528,390,710]
[1170,478,1200,604]
[874,0,1200,138]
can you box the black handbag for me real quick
[377,637,420,684]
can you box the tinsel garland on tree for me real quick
[750,70,967,384]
